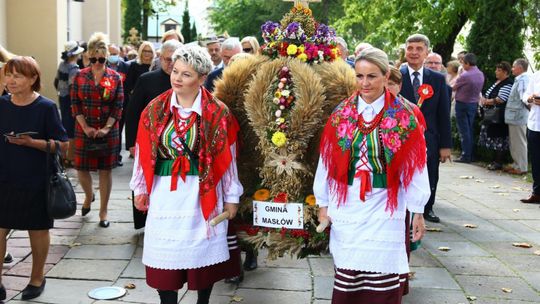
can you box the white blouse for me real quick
[313,95,430,274]
[130,90,243,270]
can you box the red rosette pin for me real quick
[99,77,113,100]
[417,84,434,108]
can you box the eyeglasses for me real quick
[89,57,106,64]
[426,61,442,65]
[243,48,253,53]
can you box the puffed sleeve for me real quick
[129,143,148,196]
[401,166,430,213]
[221,143,243,204]
[313,157,330,207]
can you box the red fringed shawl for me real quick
[319,90,427,214]
[136,88,240,220]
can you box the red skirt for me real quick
[146,224,241,291]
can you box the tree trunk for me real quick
[433,12,468,63]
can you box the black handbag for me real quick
[482,106,504,124]
[46,140,77,219]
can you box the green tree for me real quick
[467,0,524,84]
[190,23,198,43]
[123,0,143,42]
[335,0,478,62]
[140,0,177,40]
[181,3,192,42]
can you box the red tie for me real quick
[170,155,191,191]
[355,135,372,201]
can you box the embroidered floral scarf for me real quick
[136,88,240,220]
[320,89,427,214]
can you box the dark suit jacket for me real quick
[125,68,171,149]
[399,66,452,153]
[204,67,223,92]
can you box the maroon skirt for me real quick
[146,224,241,291]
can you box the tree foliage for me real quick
[467,0,524,85]
[181,3,192,42]
[123,0,143,42]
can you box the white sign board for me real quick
[253,201,304,229]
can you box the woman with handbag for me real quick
[479,62,513,170]
[130,45,243,304]
[71,32,124,228]
[0,56,68,301]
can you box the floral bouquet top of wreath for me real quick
[260,4,339,64]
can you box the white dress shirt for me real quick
[523,71,540,132]
[407,64,424,85]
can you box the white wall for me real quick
[68,0,83,42]
[0,0,7,46]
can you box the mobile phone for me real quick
[3,131,38,138]
[534,96,540,100]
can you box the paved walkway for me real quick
[2,153,540,303]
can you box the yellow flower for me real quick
[274,91,282,98]
[298,45,305,53]
[297,53,308,62]
[332,48,339,55]
[253,189,270,201]
[305,194,316,206]
[287,44,298,56]
[271,131,287,147]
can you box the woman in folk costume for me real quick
[130,45,243,304]
[314,47,431,304]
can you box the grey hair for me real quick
[406,33,430,49]
[355,47,389,74]
[335,37,348,49]
[513,58,529,71]
[221,38,242,51]
[161,39,182,53]
[172,45,213,75]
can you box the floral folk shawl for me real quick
[320,89,427,214]
[136,88,240,220]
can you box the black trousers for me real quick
[528,129,540,195]
[424,144,440,213]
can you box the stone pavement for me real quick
[2,153,540,303]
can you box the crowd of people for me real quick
[0,22,539,304]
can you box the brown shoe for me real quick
[520,194,540,204]
[506,168,527,175]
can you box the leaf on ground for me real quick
[231,295,244,302]
[426,227,442,232]
[512,242,533,248]
[534,250,540,256]
[408,271,416,280]
[501,287,513,293]
[459,175,474,179]
[124,283,136,289]
[512,187,526,191]
[68,242,81,248]
[475,179,485,183]
[466,295,477,301]
[489,184,501,189]
[513,209,520,212]
[497,193,509,196]
[438,246,451,251]
[464,224,478,228]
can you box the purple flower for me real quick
[283,22,306,42]
[261,21,281,42]
[313,24,337,44]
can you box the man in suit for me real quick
[399,34,452,223]
[204,38,242,92]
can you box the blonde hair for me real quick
[355,47,389,75]
[162,29,184,44]
[87,32,109,57]
[137,41,156,64]
[446,60,460,74]
[240,36,260,54]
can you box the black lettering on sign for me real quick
[264,205,288,213]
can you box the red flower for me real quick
[273,192,288,203]
[417,84,434,108]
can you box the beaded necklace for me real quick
[357,106,385,135]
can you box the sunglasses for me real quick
[89,57,106,64]
[243,48,253,53]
